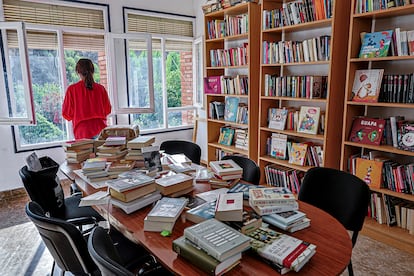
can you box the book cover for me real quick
[270,133,288,160]
[209,159,243,176]
[351,69,384,102]
[262,210,306,227]
[247,227,316,272]
[262,215,311,232]
[183,218,251,262]
[107,173,154,193]
[224,97,240,122]
[288,142,309,166]
[127,135,155,149]
[172,236,241,276]
[227,182,260,200]
[297,106,320,134]
[155,173,194,196]
[196,188,229,202]
[111,191,162,214]
[215,192,243,221]
[109,183,156,202]
[186,200,217,223]
[355,158,383,189]
[268,108,288,130]
[249,187,296,206]
[218,127,235,146]
[250,201,299,216]
[398,122,414,152]
[204,76,222,94]
[146,197,188,222]
[224,210,262,234]
[348,117,386,146]
[142,146,163,172]
[359,30,393,58]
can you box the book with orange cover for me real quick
[355,158,383,189]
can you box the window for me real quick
[1,0,109,151]
[125,9,196,132]
[193,36,204,108]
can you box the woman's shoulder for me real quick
[67,81,84,90]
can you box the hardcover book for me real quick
[262,210,307,227]
[288,142,309,166]
[215,192,243,222]
[270,133,288,160]
[355,158,384,189]
[224,96,240,122]
[227,182,260,200]
[297,106,320,134]
[351,69,384,102]
[209,159,243,176]
[204,76,222,94]
[250,201,299,216]
[172,236,241,276]
[398,122,414,152]
[249,187,296,206]
[111,191,162,214]
[183,218,251,262]
[107,173,154,193]
[268,108,288,130]
[185,200,217,224]
[348,117,386,146]
[154,173,194,196]
[127,135,155,149]
[359,30,393,58]
[146,197,188,223]
[109,183,156,203]
[218,127,235,146]
[247,227,316,272]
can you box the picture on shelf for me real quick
[268,108,288,130]
[297,106,320,135]
[359,30,393,58]
[351,69,384,102]
[348,117,386,146]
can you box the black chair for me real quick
[298,167,370,276]
[222,155,261,184]
[88,226,168,276]
[160,140,202,165]
[19,156,103,224]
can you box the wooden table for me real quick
[61,162,352,275]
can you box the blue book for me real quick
[359,30,393,58]
[262,210,306,228]
[228,182,260,200]
[185,200,216,223]
[224,96,240,122]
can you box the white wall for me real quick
[0,0,202,192]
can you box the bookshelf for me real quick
[340,2,414,254]
[257,1,351,188]
[204,2,261,163]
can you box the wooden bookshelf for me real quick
[204,2,261,164]
[257,0,351,187]
[341,2,414,252]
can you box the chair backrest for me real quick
[160,140,202,165]
[222,155,261,185]
[88,226,134,276]
[19,157,66,218]
[25,201,98,275]
[298,167,370,245]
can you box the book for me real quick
[63,139,94,149]
[107,173,154,193]
[104,136,126,146]
[144,217,176,232]
[263,216,311,232]
[82,157,107,172]
[224,210,262,234]
[172,236,241,276]
[262,210,307,227]
[111,191,162,214]
[183,218,251,262]
[25,152,42,172]
[142,146,163,172]
[196,188,229,202]
[79,191,110,207]
[355,158,383,189]
[224,96,240,122]
[348,117,386,146]
[359,30,393,58]
[218,127,235,146]
[268,108,288,130]
[351,69,384,102]
[297,106,320,134]
[109,183,157,202]
[204,76,222,94]
[215,192,243,222]
[270,133,288,160]
[247,227,316,272]
[227,182,260,200]
[250,201,299,216]
[288,142,309,166]
[398,122,414,152]
[155,173,194,196]
[408,30,414,56]
[249,187,296,206]
[127,135,155,149]
[185,200,217,223]
[146,197,188,223]
[209,159,243,176]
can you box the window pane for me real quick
[168,109,195,127]
[64,50,103,86]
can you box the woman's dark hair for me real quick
[76,58,95,90]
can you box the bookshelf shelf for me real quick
[206,33,248,42]
[262,96,327,103]
[261,127,325,141]
[259,155,312,172]
[207,119,248,128]
[206,2,250,17]
[207,142,248,156]
[206,65,249,70]
[341,1,414,250]
[263,61,330,66]
[262,18,332,34]
[205,94,249,99]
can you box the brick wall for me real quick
[98,51,108,91]
[180,52,194,125]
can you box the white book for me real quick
[196,188,229,202]
[215,192,243,221]
[146,197,188,222]
[209,159,243,176]
[250,201,299,216]
[111,191,161,214]
[262,210,306,227]
[144,217,175,232]
[79,191,110,207]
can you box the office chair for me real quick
[298,167,370,276]
[160,140,202,165]
[222,155,261,184]
[88,226,168,276]
[19,157,103,224]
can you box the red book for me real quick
[349,117,386,146]
[204,76,221,94]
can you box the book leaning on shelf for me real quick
[351,69,384,102]
[359,30,393,58]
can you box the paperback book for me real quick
[209,159,243,176]
[359,30,393,58]
[204,76,222,94]
[227,182,260,200]
[297,106,320,134]
[288,142,309,166]
[262,210,307,227]
[398,122,414,152]
[268,108,288,130]
[214,192,243,221]
[270,133,288,160]
[185,200,217,224]
[351,69,384,102]
[155,173,194,196]
[348,117,386,146]
[355,158,383,189]
[250,201,299,216]
[224,97,240,122]
[249,187,296,206]
[146,197,188,223]
[127,135,155,149]
[111,191,162,214]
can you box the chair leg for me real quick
[348,260,354,276]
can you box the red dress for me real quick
[62,81,111,139]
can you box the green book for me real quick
[172,236,241,276]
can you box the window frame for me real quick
[193,35,205,109]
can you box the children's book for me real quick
[288,142,309,166]
[268,108,288,130]
[224,97,240,122]
[355,158,384,189]
[348,117,386,146]
[270,133,288,160]
[204,76,222,94]
[297,106,320,134]
[218,127,235,146]
[359,30,393,58]
[398,122,414,152]
[351,69,384,102]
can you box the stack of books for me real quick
[125,135,156,162]
[209,159,243,181]
[144,197,188,232]
[95,136,128,161]
[63,139,94,163]
[154,173,194,197]
[173,219,251,275]
[214,192,243,222]
[81,157,117,182]
[234,128,248,150]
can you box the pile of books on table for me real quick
[144,197,188,232]
[63,139,94,163]
[95,136,128,161]
[125,135,156,163]
[249,187,311,233]
[173,218,251,275]
[81,157,117,182]
[155,172,194,197]
[107,169,161,214]
[209,159,243,181]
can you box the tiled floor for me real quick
[1,189,414,275]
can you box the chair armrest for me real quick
[70,183,82,195]
[67,216,97,226]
